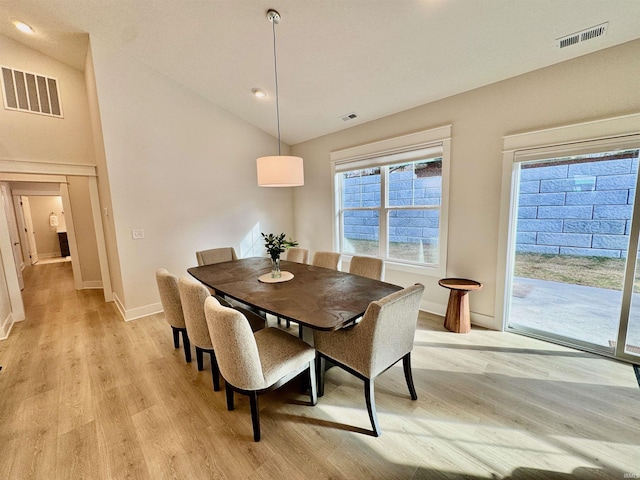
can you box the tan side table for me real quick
[438,278,482,333]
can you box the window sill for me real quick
[340,255,445,278]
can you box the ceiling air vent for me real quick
[557,22,608,49]
[340,112,358,122]
[2,66,63,118]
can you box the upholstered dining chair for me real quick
[313,283,425,437]
[179,276,267,391]
[311,251,341,270]
[283,247,309,264]
[195,246,237,266]
[194,246,254,313]
[155,268,191,363]
[204,296,317,442]
[178,276,222,390]
[349,255,384,281]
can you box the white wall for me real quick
[291,39,640,329]
[67,176,101,282]
[27,195,64,258]
[0,34,95,165]
[88,37,296,318]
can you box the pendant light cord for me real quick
[272,18,281,156]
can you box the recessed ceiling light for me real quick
[14,21,35,34]
[252,88,267,98]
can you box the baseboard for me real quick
[421,299,445,317]
[0,312,14,340]
[420,299,497,331]
[82,280,103,289]
[37,253,60,259]
[113,292,162,322]
[113,292,126,321]
[470,311,498,330]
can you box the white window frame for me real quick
[330,125,451,277]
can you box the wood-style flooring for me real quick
[0,262,639,479]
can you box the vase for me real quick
[270,257,281,278]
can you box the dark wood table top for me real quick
[188,257,402,331]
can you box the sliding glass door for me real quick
[506,145,640,361]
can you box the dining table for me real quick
[187,256,402,333]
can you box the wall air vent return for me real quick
[557,22,608,49]
[340,112,358,122]
[1,67,63,118]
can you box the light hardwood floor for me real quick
[1,262,639,479]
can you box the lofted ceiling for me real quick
[1,0,640,145]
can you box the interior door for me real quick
[1,184,24,289]
[21,196,38,264]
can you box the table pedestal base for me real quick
[444,289,471,334]
[438,278,482,334]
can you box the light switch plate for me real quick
[132,229,144,240]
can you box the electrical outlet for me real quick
[132,229,144,240]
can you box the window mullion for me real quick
[380,166,389,258]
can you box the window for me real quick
[331,125,451,274]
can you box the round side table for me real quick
[438,278,482,333]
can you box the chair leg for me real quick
[171,326,180,348]
[364,378,381,437]
[316,354,326,397]
[403,352,418,400]
[226,385,234,411]
[249,392,261,442]
[181,329,191,363]
[286,319,290,328]
[308,360,318,406]
[196,347,204,371]
[298,324,303,339]
[210,351,220,391]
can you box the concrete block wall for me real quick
[343,170,442,245]
[516,158,639,258]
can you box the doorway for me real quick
[505,142,640,362]
[0,161,112,336]
[17,194,67,265]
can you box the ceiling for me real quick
[2,0,640,145]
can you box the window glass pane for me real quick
[388,209,439,263]
[509,149,640,349]
[341,167,380,208]
[388,158,442,207]
[342,210,379,255]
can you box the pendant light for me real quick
[256,9,304,187]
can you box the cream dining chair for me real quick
[195,246,265,318]
[311,251,341,270]
[313,283,425,437]
[195,246,237,266]
[204,296,317,442]
[178,276,222,390]
[349,255,384,281]
[179,276,266,390]
[283,247,309,264]
[155,269,191,363]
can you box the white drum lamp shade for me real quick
[256,10,304,188]
[257,155,304,187]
